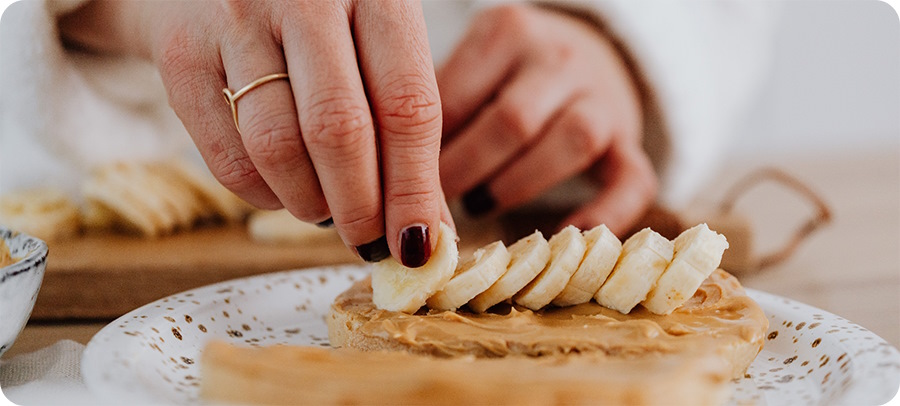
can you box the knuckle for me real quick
[284,199,328,223]
[493,98,539,143]
[377,76,442,137]
[222,0,256,22]
[387,180,438,209]
[303,90,373,152]
[242,114,303,170]
[337,203,383,239]
[470,4,534,55]
[566,113,606,156]
[482,4,533,37]
[158,29,197,76]
[541,44,577,70]
[281,0,332,21]
[207,145,261,193]
[221,1,281,39]
[157,29,204,108]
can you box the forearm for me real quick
[56,0,152,59]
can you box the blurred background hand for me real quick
[436,4,655,236]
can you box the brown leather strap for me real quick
[718,167,832,269]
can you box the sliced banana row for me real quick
[82,160,253,237]
[1,160,256,241]
[468,231,550,313]
[513,226,587,310]
[595,228,672,314]
[372,222,728,316]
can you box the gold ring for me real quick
[222,73,290,133]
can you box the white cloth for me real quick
[562,1,780,206]
[0,0,191,198]
[0,340,99,405]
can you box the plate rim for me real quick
[81,264,368,404]
[81,265,900,405]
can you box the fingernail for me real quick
[356,235,390,263]
[400,224,431,268]
[316,217,334,228]
[462,183,496,217]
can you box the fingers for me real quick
[563,142,658,236]
[436,4,652,233]
[475,96,616,214]
[157,31,280,209]
[435,5,526,138]
[452,90,655,235]
[160,2,449,267]
[355,0,444,267]
[281,7,384,252]
[440,63,578,199]
[220,25,329,222]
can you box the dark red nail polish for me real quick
[356,235,390,263]
[400,224,431,268]
[462,183,496,217]
[316,217,334,228]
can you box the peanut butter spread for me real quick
[331,269,767,376]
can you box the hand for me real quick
[59,0,451,267]
[437,4,656,235]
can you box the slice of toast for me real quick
[202,340,732,406]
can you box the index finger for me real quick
[355,0,445,268]
[282,5,384,258]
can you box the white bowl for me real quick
[0,226,48,356]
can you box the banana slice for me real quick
[83,164,169,237]
[247,209,340,244]
[0,188,80,242]
[164,160,253,222]
[594,228,673,314]
[427,241,511,311]
[147,162,207,226]
[468,231,550,313]
[514,226,587,311]
[372,223,459,313]
[552,225,622,307]
[642,224,728,315]
[117,163,182,233]
[135,164,198,230]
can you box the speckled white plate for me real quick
[82,265,900,405]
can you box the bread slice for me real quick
[328,269,767,379]
[202,340,732,406]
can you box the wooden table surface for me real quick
[692,147,899,348]
[3,147,898,359]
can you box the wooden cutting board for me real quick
[33,225,360,320]
[32,220,505,320]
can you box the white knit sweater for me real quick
[0,0,779,209]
